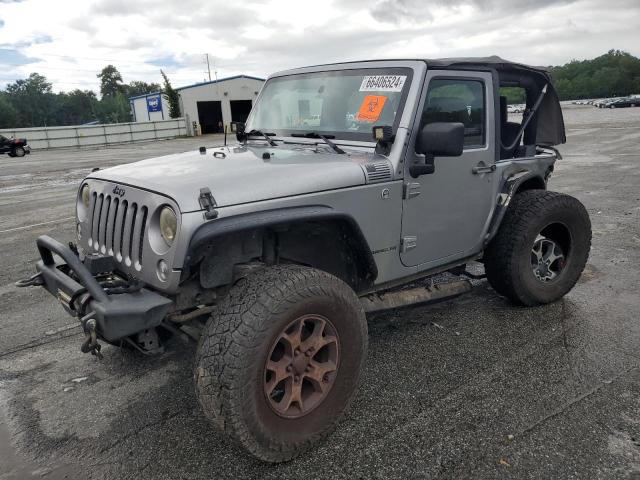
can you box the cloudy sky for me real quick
[0,0,639,94]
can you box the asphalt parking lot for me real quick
[1,107,639,479]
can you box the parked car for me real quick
[18,57,590,462]
[607,97,640,108]
[596,98,622,108]
[507,104,525,113]
[0,135,31,157]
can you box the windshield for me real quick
[246,67,413,142]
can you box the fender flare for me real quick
[483,171,546,247]
[185,205,378,284]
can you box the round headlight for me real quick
[159,206,177,246]
[81,184,90,208]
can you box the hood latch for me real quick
[199,187,219,220]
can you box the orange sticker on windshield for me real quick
[356,95,387,123]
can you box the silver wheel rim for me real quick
[531,234,566,282]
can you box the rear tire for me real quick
[484,190,591,306]
[194,264,367,462]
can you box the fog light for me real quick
[157,259,169,282]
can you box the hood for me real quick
[88,144,371,212]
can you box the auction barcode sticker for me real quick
[359,75,407,92]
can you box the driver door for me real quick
[400,70,496,268]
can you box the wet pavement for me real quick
[0,108,639,479]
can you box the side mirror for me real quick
[411,122,465,177]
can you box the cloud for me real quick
[369,0,576,24]
[0,0,638,93]
[90,0,156,16]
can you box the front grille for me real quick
[88,192,148,271]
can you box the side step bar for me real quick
[360,279,472,313]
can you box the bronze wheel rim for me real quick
[264,314,340,419]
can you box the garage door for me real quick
[197,101,223,134]
[230,100,253,123]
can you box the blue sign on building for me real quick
[146,94,162,113]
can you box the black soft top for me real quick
[425,56,565,146]
[425,56,551,77]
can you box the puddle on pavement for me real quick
[0,403,74,479]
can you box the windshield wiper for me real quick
[246,129,277,147]
[291,132,345,154]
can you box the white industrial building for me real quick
[129,75,265,135]
[178,75,265,134]
[129,92,171,122]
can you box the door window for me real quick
[419,79,486,148]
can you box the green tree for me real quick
[5,73,55,127]
[0,93,19,128]
[160,70,181,118]
[97,65,124,98]
[96,91,131,123]
[550,50,640,100]
[126,80,161,98]
[500,87,526,104]
[54,90,99,125]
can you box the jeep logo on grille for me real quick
[112,186,125,197]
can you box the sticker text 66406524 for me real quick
[359,75,407,92]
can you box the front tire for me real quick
[12,146,26,157]
[194,265,367,462]
[484,190,591,306]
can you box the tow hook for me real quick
[80,313,103,360]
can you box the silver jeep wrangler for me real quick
[19,57,591,462]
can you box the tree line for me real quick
[0,65,180,129]
[551,50,640,100]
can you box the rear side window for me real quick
[419,79,486,148]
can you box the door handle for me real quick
[472,163,496,174]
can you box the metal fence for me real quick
[0,118,188,150]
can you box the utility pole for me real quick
[213,57,219,95]
[205,53,212,81]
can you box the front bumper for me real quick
[27,235,173,343]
